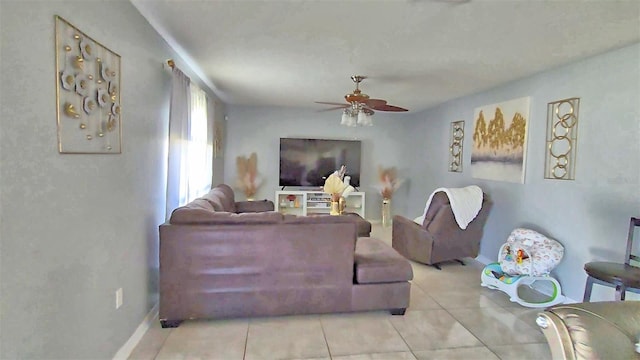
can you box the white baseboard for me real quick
[562,296,580,304]
[113,302,159,360]
[475,254,493,265]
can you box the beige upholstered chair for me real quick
[391,192,492,269]
[536,301,640,360]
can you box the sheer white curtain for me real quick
[186,83,212,203]
[206,96,216,185]
[166,68,191,219]
[165,67,215,219]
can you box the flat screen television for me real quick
[279,138,361,187]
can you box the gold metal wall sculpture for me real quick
[55,16,121,153]
[449,120,464,172]
[545,97,580,180]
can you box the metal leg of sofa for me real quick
[160,319,183,328]
[455,259,466,266]
[390,308,406,315]
[430,263,442,270]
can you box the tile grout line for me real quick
[410,268,504,358]
[441,304,503,359]
[150,328,173,360]
[386,314,420,360]
[318,316,333,360]
[242,321,250,360]
[421,256,550,356]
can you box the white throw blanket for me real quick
[413,185,484,230]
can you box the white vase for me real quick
[382,198,391,227]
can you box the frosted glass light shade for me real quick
[364,114,373,126]
[341,111,350,125]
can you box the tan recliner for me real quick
[391,192,492,269]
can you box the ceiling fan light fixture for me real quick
[319,75,408,127]
[341,109,356,127]
[357,111,367,126]
[364,113,373,126]
[341,110,351,125]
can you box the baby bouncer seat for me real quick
[481,228,565,308]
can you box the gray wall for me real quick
[224,43,639,303]
[0,1,224,358]
[405,43,640,302]
[224,106,414,219]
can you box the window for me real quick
[179,83,213,205]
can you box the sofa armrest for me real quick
[392,215,435,264]
[536,301,640,360]
[235,200,275,213]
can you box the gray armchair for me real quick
[392,192,492,269]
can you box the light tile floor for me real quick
[129,224,551,360]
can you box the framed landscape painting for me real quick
[471,97,530,183]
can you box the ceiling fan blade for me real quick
[365,99,388,107]
[315,101,348,106]
[370,104,409,112]
[317,106,349,112]
[315,76,408,113]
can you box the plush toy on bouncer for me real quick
[481,228,565,308]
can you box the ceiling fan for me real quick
[315,75,408,126]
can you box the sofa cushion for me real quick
[179,198,214,211]
[283,214,357,224]
[171,209,283,224]
[235,200,275,213]
[354,237,413,284]
[285,213,371,237]
[199,184,236,212]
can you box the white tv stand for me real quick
[275,189,365,218]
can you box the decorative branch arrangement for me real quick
[323,166,355,201]
[323,165,355,215]
[377,166,404,200]
[236,152,261,199]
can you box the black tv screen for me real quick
[279,138,361,187]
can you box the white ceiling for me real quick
[131,0,640,114]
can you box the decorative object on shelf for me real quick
[315,75,409,127]
[55,15,121,153]
[236,152,261,200]
[275,190,366,218]
[545,97,580,180]
[286,194,297,208]
[323,166,355,215]
[377,166,404,227]
[471,97,530,183]
[449,120,465,172]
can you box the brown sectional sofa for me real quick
[159,184,412,327]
